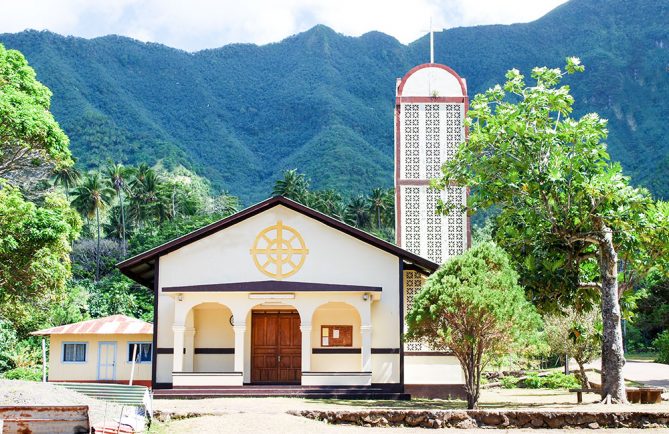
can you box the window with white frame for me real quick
[128,342,152,363]
[62,342,87,363]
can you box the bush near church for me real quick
[406,242,542,409]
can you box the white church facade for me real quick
[118,62,469,398]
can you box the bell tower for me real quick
[394,63,469,264]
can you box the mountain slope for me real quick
[1,0,667,202]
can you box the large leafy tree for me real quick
[0,182,81,334]
[0,43,72,181]
[406,242,541,409]
[436,58,669,403]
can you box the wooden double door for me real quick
[251,310,302,384]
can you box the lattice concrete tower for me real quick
[394,64,470,265]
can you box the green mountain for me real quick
[1,0,667,203]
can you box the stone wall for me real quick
[291,409,669,429]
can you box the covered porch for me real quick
[165,284,377,388]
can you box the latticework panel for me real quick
[443,103,464,161]
[426,188,443,264]
[400,185,467,264]
[403,270,429,352]
[402,104,420,179]
[425,104,441,179]
[399,103,464,180]
[402,186,421,255]
[443,186,467,259]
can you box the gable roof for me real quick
[118,196,438,288]
[31,315,152,336]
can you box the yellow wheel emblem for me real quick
[250,221,309,279]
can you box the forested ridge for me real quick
[0,0,667,203]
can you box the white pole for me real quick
[129,344,138,386]
[41,338,47,383]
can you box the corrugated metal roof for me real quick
[31,315,152,335]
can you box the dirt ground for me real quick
[149,388,669,433]
[2,380,668,432]
[0,379,124,425]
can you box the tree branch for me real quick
[579,282,602,290]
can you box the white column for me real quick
[183,328,195,372]
[233,324,246,373]
[361,325,373,372]
[300,324,312,374]
[172,325,185,372]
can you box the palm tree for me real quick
[52,165,81,197]
[369,188,390,229]
[272,169,310,202]
[211,193,240,217]
[129,167,161,227]
[71,172,114,281]
[313,189,343,216]
[346,195,370,228]
[105,162,129,256]
[130,163,151,190]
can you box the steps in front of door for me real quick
[153,385,410,400]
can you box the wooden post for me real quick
[41,338,47,383]
[129,344,138,386]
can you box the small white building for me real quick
[32,315,153,387]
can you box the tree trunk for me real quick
[119,190,126,257]
[95,206,101,282]
[461,350,479,409]
[598,224,627,403]
[377,208,381,229]
[575,359,589,389]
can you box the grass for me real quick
[626,352,659,362]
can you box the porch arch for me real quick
[310,302,363,372]
[173,302,235,373]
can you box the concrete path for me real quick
[623,360,669,388]
[582,359,669,388]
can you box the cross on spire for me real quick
[422,18,435,63]
[430,17,434,64]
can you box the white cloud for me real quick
[0,0,569,51]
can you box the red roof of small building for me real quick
[31,315,152,336]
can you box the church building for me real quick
[118,61,469,399]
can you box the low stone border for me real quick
[153,410,216,422]
[290,409,669,429]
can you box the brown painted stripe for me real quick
[194,348,235,354]
[312,348,400,355]
[372,348,400,354]
[312,348,360,354]
[156,348,174,354]
[404,351,454,356]
[163,280,382,293]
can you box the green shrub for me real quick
[523,372,544,388]
[521,371,580,389]
[500,376,520,389]
[653,330,669,364]
[2,367,42,381]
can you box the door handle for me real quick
[278,355,281,362]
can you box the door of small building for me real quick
[97,342,117,381]
[251,310,301,384]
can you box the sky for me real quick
[0,0,570,52]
